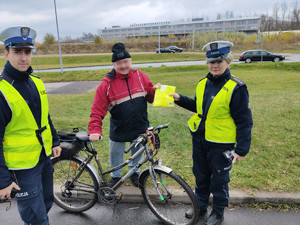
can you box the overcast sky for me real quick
[0,0,297,42]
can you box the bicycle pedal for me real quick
[116,192,123,203]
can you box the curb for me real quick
[117,186,300,205]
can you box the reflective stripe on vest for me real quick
[188,77,237,143]
[0,75,52,169]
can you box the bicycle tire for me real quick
[140,169,199,225]
[51,157,99,212]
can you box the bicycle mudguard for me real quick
[138,165,172,187]
[72,155,101,186]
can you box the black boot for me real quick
[185,208,207,219]
[205,210,223,225]
[130,173,139,187]
[108,177,121,188]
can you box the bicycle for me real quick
[51,124,200,225]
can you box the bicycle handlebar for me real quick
[147,123,170,132]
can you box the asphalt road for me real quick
[45,81,100,95]
[1,200,299,225]
[37,53,300,73]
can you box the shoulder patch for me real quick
[230,76,245,86]
[30,74,41,79]
[0,75,3,81]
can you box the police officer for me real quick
[171,41,253,225]
[0,26,62,225]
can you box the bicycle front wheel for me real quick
[140,169,199,225]
[52,157,99,212]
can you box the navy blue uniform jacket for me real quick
[0,61,60,189]
[176,68,253,156]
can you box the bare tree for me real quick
[281,1,289,29]
[290,0,300,29]
[225,11,234,19]
[273,3,280,30]
[82,32,95,39]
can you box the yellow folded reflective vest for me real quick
[153,85,176,107]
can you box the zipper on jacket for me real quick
[125,75,132,100]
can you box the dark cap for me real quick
[202,41,234,63]
[111,43,131,62]
[0,26,37,49]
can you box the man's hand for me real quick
[153,83,162,91]
[169,92,180,101]
[89,133,103,142]
[52,146,62,158]
[232,153,244,163]
[0,182,20,200]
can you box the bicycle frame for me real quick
[63,132,157,193]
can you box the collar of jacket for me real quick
[206,68,231,82]
[115,68,133,80]
[2,61,33,81]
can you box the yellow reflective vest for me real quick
[0,75,52,169]
[188,77,237,144]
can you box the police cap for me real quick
[0,26,37,49]
[202,41,234,63]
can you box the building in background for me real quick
[98,17,261,41]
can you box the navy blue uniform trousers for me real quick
[12,152,53,225]
[192,136,232,216]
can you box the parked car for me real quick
[239,50,285,63]
[156,48,175,53]
[168,46,183,52]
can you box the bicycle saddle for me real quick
[76,131,90,142]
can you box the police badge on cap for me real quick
[0,26,37,49]
[202,41,234,63]
[21,27,30,39]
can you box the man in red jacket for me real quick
[88,43,160,187]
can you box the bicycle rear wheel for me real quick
[51,157,99,212]
[140,169,199,225]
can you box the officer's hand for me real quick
[153,83,162,90]
[0,182,20,199]
[232,153,244,163]
[89,133,103,142]
[52,146,62,158]
[169,92,180,101]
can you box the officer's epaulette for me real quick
[198,76,207,82]
[30,74,41,79]
[0,74,3,81]
[230,76,245,86]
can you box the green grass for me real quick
[46,62,300,193]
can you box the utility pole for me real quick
[54,0,64,74]
[192,27,195,50]
[158,26,160,53]
[260,24,264,62]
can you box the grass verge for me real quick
[0,53,206,70]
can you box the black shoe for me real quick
[108,177,121,188]
[185,208,207,219]
[205,210,223,225]
[130,173,139,187]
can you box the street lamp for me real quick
[54,0,63,74]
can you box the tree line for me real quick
[260,0,300,31]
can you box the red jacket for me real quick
[88,68,154,142]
